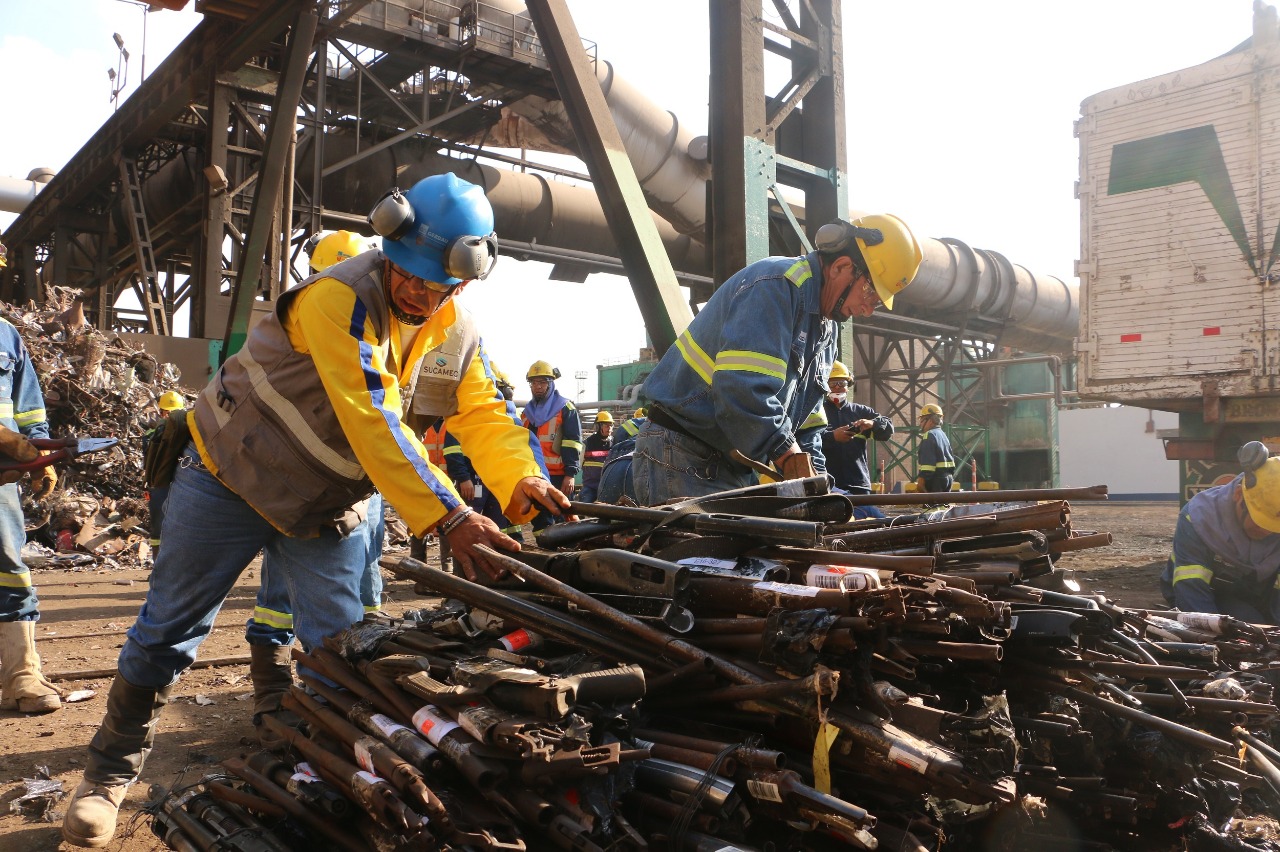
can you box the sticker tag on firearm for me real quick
[354,770,381,787]
[413,706,460,745]
[370,713,409,739]
[889,744,929,774]
[354,740,375,773]
[747,779,784,802]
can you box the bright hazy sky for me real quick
[0,1,1254,401]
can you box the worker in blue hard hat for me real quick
[63,173,570,848]
[1160,441,1280,624]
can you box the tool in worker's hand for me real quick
[0,436,118,472]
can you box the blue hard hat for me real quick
[378,173,496,286]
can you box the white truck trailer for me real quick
[1076,4,1280,496]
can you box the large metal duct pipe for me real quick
[897,237,1077,353]
[0,168,54,215]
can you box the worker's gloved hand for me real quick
[445,510,520,584]
[456,479,476,503]
[0,425,39,464]
[508,476,576,522]
[777,452,816,481]
[30,465,57,501]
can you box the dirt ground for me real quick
[0,500,1180,851]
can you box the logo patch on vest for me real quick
[422,351,463,380]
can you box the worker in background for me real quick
[244,228,385,750]
[579,410,614,502]
[634,215,922,504]
[141,390,187,553]
[597,407,647,504]
[521,360,581,527]
[0,283,62,715]
[916,403,956,493]
[821,361,893,518]
[63,173,570,848]
[1161,441,1280,623]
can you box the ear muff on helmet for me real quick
[443,232,499,281]
[815,220,885,255]
[368,188,417,242]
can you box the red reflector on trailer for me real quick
[1203,327,1221,336]
[1120,333,1142,343]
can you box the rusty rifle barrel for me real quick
[645,658,717,693]
[1049,532,1114,554]
[221,758,368,852]
[1036,680,1235,754]
[649,669,837,707]
[840,485,1108,506]
[565,502,824,546]
[751,546,935,573]
[830,515,999,548]
[893,638,1003,662]
[479,545,1012,805]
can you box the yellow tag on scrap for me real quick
[812,722,841,793]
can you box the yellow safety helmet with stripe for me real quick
[527,360,560,381]
[594,410,614,424]
[828,361,852,381]
[158,391,185,411]
[816,214,922,311]
[1240,441,1280,534]
[309,230,367,273]
[920,403,944,420]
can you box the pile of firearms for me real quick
[2,294,192,564]
[149,479,1280,851]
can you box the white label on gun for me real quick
[294,762,320,781]
[499,628,540,652]
[354,770,381,787]
[889,744,929,774]
[413,705,460,745]
[1175,612,1225,634]
[752,580,820,597]
[747,779,784,802]
[370,713,409,739]
[776,479,807,498]
[677,557,739,570]
[354,740,375,773]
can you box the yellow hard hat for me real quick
[853,214,922,311]
[158,391,185,411]
[595,411,614,424]
[1241,442,1280,533]
[920,403,944,419]
[829,361,852,381]
[309,230,367,272]
[0,242,7,270]
[634,407,648,419]
[527,360,559,381]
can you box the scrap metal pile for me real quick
[2,294,192,565]
[145,478,1280,851]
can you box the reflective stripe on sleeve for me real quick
[675,330,715,384]
[714,350,786,380]
[1171,565,1214,585]
[801,410,827,429]
[785,259,812,287]
[560,439,584,453]
[14,408,45,427]
[252,606,294,629]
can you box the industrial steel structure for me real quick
[0,0,1079,487]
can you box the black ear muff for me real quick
[368,188,416,241]
[815,220,885,254]
[443,232,498,280]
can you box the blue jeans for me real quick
[0,481,38,621]
[245,492,385,647]
[119,447,369,689]
[597,454,635,504]
[632,422,753,506]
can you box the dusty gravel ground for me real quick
[0,500,1180,851]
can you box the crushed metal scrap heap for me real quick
[2,293,195,567]
[146,478,1280,851]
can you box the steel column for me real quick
[525,0,692,355]
[221,7,318,360]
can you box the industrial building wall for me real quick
[1057,405,1179,499]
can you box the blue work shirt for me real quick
[642,252,836,466]
[0,319,50,441]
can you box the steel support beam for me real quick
[222,7,318,360]
[525,0,692,355]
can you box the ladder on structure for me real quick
[118,158,170,335]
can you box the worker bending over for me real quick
[634,215,922,504]
[63,174,569,848]
[1161,441,1280,623]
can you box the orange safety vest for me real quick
[421,421,447,468]
[526,410,565,476]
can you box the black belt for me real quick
[647,405,701,442]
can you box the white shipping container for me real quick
[1077,25,1280,413]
